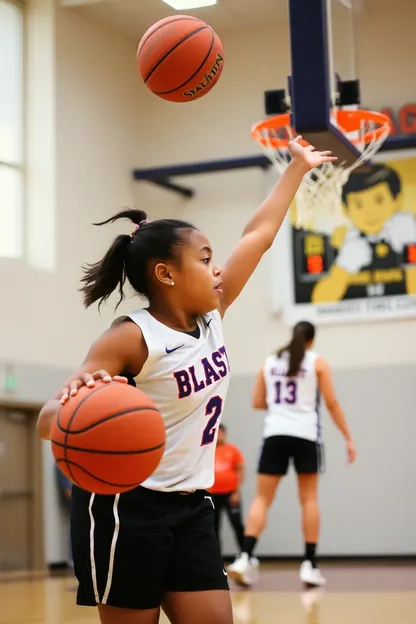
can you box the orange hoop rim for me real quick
[251,109,391,149]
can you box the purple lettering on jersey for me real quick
[201,357,221,386]
[218,346,230,372]
[173,370,192,399]
[212,351,227,377]
[173,346,230,399]
[270,365,307,378]
[189,365,205,393]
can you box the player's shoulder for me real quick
[314,355,330,374]
[202,308,222,326]
[265,351,280,365]
[105,313,144,340]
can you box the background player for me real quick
[37,139,336,624]
[209,424,246,554]
[228,321,356,588]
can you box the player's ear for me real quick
[154,262,173,287]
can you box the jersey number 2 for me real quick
[201,396,223,446]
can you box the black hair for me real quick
[219,424,227,432]
[278,321,316,377]
[342,164,401,205]
[80,209,196,309]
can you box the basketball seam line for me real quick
[155,29,216,96]
[56,386,109,485]
[144,26,209,84]
[137,16,201,59]
[55,458,146,488]
[51,439,165,455]
[60,383,125,485]
[56,405,161,435]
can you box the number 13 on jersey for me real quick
[201,396,223,446]
[275,380,297,405]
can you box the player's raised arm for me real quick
[219,137,337,316]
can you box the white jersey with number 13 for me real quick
[262,350,321,443]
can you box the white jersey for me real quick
[126,308,231,492]
[263,350,322,443]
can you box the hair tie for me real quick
[130,219,149,239]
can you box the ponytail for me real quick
[277,321,316,377]
[80,209,147,310]
[79,208,196,310]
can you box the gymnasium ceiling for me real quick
[62,0,378,42]
[63,0,290,39]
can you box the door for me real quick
[0,409,33,571]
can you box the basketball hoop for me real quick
[251,109,391,227]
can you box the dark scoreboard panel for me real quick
[292,228,335,304]
[292,228,416,304]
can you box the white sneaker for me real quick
[299,560,326,586]
[227,553,257,587]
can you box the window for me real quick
[0,0,24,259]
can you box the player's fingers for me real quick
[322,156,338,162]
[60,388,69,405]
[91,370,112,383]
[319,150,333,156]
[69,378,84,397]
[112,375,128,384]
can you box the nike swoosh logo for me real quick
[165,344,185,354]
[206,318,213,327]
[223,569,228,576]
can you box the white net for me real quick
[255,113,390,229]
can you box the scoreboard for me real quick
[292,229,334,304]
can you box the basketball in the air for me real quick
[50,381,165,495]
[137,15,224,103]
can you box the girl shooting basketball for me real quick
[37,137,336,624]
[228,321,356,588]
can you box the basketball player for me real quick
[228,321,356,588]
[209,424,245,553]
[37,138,336,624]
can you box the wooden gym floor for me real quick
[1,563,415,624]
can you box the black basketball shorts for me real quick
[70,485,229,610]
[258,435,324,476]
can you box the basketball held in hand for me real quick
[51,381,165,495]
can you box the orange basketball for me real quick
[51,381,165,495]
[137,15,224,103]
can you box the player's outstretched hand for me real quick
[289,135,338,170]
[346,440,357,464]
[60,371,128,405]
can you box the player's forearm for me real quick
[328,402,352,442]
[242,160,307,246]
[37,399,60,440]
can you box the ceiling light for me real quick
[162,0,217,10]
